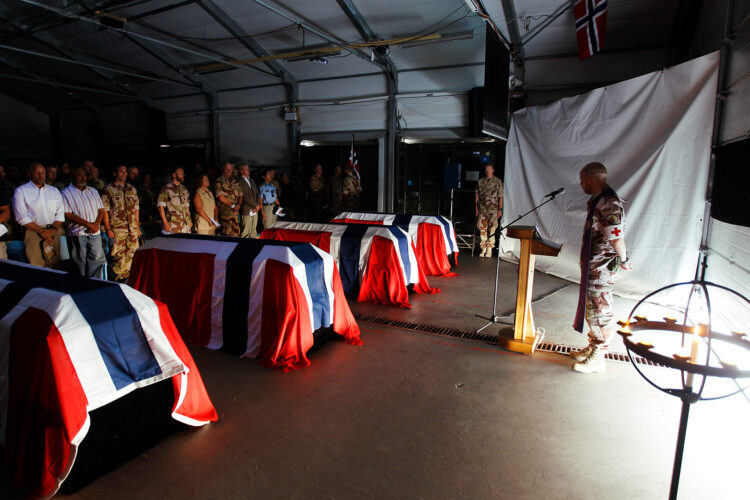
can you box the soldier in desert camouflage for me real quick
[342,164,360,211]
[157,166,192,234]
[570,162,632,374]
[474,164,503,258]
[215,162,243,237]
[102,165,140,281]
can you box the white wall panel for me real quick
[706,218,750,330]
[398,66,484,93]
[220,86,288,108]
[299,101,387,133]
[219,110,288,165]
[166,114,209,142]
[300,75,387,101]
[154,95,208,114]
[398,94,467,130]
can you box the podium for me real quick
[499,225,562,354]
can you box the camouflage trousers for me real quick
[220,214,240,237]
[111,229,139,280]
[586,266,617,343]
[477,212,498,250]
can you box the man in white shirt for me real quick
[12,162,65,268]
[61,167,107,278]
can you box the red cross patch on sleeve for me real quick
[607,224,624,240]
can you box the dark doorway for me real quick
[397,141,504,225]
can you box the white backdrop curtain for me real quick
[500,51,719,301]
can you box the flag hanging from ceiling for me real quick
[348,137,361,188]
[574,0,607,61]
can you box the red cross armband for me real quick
[607,225,624,240]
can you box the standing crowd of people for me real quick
[0,159,361,283]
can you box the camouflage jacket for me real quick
[585,185,625,272]
[157,182,191,232]
[328,175,343,206]
[101,182,139,231]
[343,174,360,197]
[214,176,242,218]
[476,176,504,213]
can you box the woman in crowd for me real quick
[193,174,219,235]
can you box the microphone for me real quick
[544,187,566,198]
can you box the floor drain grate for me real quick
[354,313,663,366]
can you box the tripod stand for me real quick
[475,193,563,333]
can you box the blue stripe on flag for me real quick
[436,216,454,252]
[387,227,412,280]
[289,244,331,329]
[339,224,370,295]
[0,261,161,390]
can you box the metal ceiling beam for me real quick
[0,81,54,114]
[252,0,382,69]
[0,6,159,105]
[0,54,97,110]
[521,0,573,46]
[195,0,300,166]
[0,71,132,97]
[18,0,282,81]
[195,0,296,98]
[498,0,525,84]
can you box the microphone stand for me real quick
[475,192,562,333]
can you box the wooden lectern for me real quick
[498,225,562,354]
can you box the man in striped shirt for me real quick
[61,166,106,278]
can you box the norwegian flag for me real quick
[574,0,607,61]
[347,138,361,185]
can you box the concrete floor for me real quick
[59,255,750,498]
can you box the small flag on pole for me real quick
[348,136,361,190]
[574,0,607,61]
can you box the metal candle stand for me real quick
[617,279,750,500]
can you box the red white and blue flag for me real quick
[333,212,459,276]
[129,234,361,369]
[574,0,607,61]
[0,260,217,499]
[348,138,361,186]
[263,221,438,307]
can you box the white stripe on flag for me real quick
[246,246,317,358]
[140,237,237,349]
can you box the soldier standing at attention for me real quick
[342,164,360,211]
[570,162,632,374]
[327,165,343,216]
[157,166,192,234]
[101,165,140,282]
[474,164,503,258]
[309,164,328,221]
[214,162,243,237]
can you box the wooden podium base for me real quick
[498,326,544,354]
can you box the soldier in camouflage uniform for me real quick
[327,165,343,216]
[157,166,192,234]
[342,165,360,211]
[214,162,243,237]
[102,165,140,281]
[309,164,328,221]
[571,162,632,374]
[474,164,503,258]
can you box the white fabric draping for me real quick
[500,52,719,300]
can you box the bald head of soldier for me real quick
[579,162,608,196]
[221,162,233,179]
[484,164,495,178]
